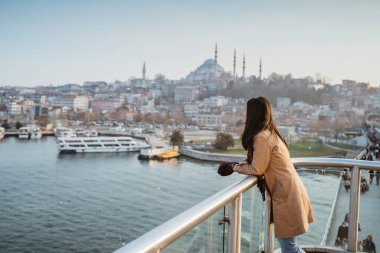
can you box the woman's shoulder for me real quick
[254,130,274,144]
[255,130,281,144]
[256,129,272,139]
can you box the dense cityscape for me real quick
[1,48,378,145]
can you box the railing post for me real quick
[347,166,360,252]
[264,195,274,253]
[228,193,242,253]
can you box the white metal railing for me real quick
[113,158,380,253]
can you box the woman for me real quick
[219,97,314,253]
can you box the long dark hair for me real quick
[241,97,287,150]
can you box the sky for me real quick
[0,0,380,87]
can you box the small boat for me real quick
[156,149,180,160]
[57,136,150,154]
[138,146,180,160]
[90,129,98,137]
[30,127,42,139]
[0,127,5,141]
[54,127,76,138]
[18,127,30,139]
[75,128,88,137]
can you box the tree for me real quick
[15,121,23,129]
[170,130,184,146]
[1,120,10,129]
[213,132,235,150]
[154,74,166,84]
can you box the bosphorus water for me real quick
[0,137,339,253]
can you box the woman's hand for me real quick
[218,162,238,176]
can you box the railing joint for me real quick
[218,216,230,225]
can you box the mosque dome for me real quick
[185,58,226,82]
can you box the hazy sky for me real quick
[1,0,379,87]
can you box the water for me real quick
[0,137,339,253]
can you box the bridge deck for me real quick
[327,170,380,248]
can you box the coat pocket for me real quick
[272,179,291,203]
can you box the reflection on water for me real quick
[138,157,179,166]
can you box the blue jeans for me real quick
[278,237,305,253]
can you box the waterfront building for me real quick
[8,101,22,115]
[174,86,200,103]
[183,102,200,121]
[51,94,76,108]
[90,98,123,112]
[196,112,224,127]
[73,95,90,111]
[201,95,228,107]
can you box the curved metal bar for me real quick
[113,176,257,253]
[292,157,380,171]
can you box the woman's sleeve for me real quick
[234,134,271,175]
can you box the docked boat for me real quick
[156,149,180,160]
[57,136,150,154]
[90,129,98,137]
[75,128,98,137]
[18,127,30,139]
[138,146,180,160]
[30,127,42,139]
[0,127,5,141]
[75,128,87,137]
[54,127,76,138]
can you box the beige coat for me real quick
[234,130,315,238]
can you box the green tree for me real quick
[170,130,184,146]
[1,120,10,129]
[15,121,23,129]
[213,132,235,150]
[236,119,244,127]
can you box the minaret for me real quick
[142,62,146,80]
[233,49,236,78]
[242,55,246,79]
[259,59,262,80]
[214,43,218,64]
[214,43,218,78]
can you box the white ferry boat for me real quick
[0,127,5,141]
[18,127,30,139]
[57,136,150,154]
[30,127,42,139]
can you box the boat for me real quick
[57,136,150,154]
[75,128,87,137]
[156,149,180,160]
[90,129,98,137]
[0,127,5,141]
[30,127,42,139]
[54,127,76,138]
[138,146,180,160]
[18,127,30,139]
[109,125,125,132]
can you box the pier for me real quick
[4,131,54,137]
